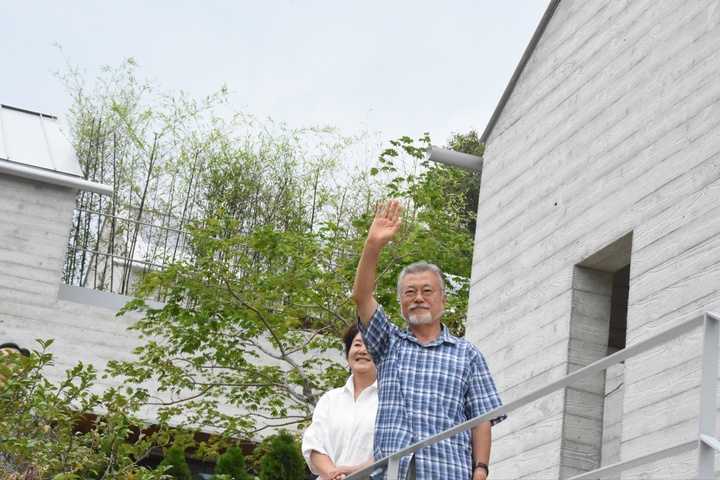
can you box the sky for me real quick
[1,0,549,149]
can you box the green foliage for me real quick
[61,58,479,446]
[445,129,484,157]
[108,196,360,441]
[0,339,174,479]
[257,431,305,480]
[443,130,485,237]
[99,87,373,442]
[157,446,192,480]
[371,133,476,335]
[58,53,361,299]
[106,131,478,443]
[213,446,250,480]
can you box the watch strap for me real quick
[473,461,489,475]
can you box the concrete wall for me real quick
[0,175,145,392]
[467,0,720,477]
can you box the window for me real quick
[563,233,631,476]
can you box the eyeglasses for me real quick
[400,287,439,299]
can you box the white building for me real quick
[468,0,720,478]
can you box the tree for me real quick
[157,445,192,480]
[213,446,250,480]
[105,132,478,445]
[58,58,478,448]
[257,431,305,480]
[109,197,364,443]
[442,129,485,237]
[103,123,369,444]
[58,54,360,301]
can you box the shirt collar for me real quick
[343,374,378,396]
[398,323,458,346]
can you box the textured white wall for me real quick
[0,175,146,397]
[467,0,720,477]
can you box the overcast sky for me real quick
[1,1,548,148]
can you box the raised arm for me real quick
[353,200,403,328]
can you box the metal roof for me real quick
[0,103,112,195]
[0,103,82,176]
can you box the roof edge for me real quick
[480,0,562,143]
[0,102,57,119]
[0,159,113,196]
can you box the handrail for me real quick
[568,439,697,480]
[346,312,719,479]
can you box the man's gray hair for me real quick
[396,261,446,299]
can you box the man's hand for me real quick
[353,200,403,325]
[366,200,403,248]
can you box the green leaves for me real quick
[365,131,483,334]
[0,341,180,479]
[58,55,483,456]
[106,131,480,449]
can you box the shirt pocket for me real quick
[354,422,374,458]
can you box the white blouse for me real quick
[302,375,378,477]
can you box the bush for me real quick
[258,431,305,480]
[158,445,191,480]
[0,339,168,479]
[213,445,250,480]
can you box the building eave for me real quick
[480,0,562,143]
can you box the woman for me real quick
[302,324,378,480]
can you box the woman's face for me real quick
[347,333,376,377]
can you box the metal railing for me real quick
[63,206,192,299]
[347,311,720,479]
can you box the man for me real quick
[353,200,506,480]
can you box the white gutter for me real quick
[0,160,113,196]
[425,146,483,172]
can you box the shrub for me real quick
[258,431,305,480]
[158,445,191,480]
[213,445,250,480]
[0,339,169,479]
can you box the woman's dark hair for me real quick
[342,324,360,360]
[0,342,30,357]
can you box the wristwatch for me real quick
[473,462,489,475]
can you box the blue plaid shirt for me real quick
[358,305,506,480]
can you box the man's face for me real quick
[399,271,446,326]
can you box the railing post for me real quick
[697,312,719,479]
[387,455,400,480]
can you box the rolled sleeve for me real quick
[467,349,507,426]
[302,395,331,474]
